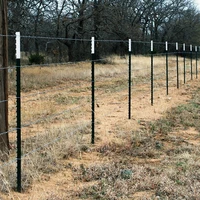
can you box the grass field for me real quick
[0,55,200,199]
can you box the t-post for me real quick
[16,32,22,193]
[183,43,186,84]
[91,37,95,144]
[166,41,169,95]
[190,45,193,80]
[128,39,132,119]
[151,40,154,106]
[176,42,179,89]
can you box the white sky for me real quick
[194,0,200,9]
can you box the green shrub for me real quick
[28,54,44,64]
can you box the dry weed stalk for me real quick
[0,169,10,193]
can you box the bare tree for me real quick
[60,0,93,61]
[0,0,9,158]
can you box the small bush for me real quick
[29,54,44,64]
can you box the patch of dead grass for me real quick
[0,123,91,192]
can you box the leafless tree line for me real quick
[7,0,200,62]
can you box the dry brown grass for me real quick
[1,55,200,199]
[9,55,193,93]
[0,123,91,192]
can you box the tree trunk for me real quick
[0,0,9,158]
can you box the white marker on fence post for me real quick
[16,32,21,59]
[183,43,186,51]
[91,37,95,54]
[176,42,178,51]
[129,39,131,52]
[151,40,153,52]
[190,45,192,52]
[166,41,168,51]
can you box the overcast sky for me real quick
[194,0,200,9]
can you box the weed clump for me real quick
[29,54,45,65]
[73,162,159,199]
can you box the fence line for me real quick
[0,33,198,48]
[0,33,199,192]
[0,128,17,137]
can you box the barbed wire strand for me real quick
[0,33,199,48]
[0,101,88,137]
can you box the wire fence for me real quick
[0,33,199,192]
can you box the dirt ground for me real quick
[0,63,200,199]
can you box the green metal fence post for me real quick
[151,40,154,106]
[128,39,132,119]
[195,46,198,79]
[166,41,169,95]
[91,37,95,144]
[183,43,186,84]
[190,45,193,80]
[16,32,22,192]
[176,42,179,89]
